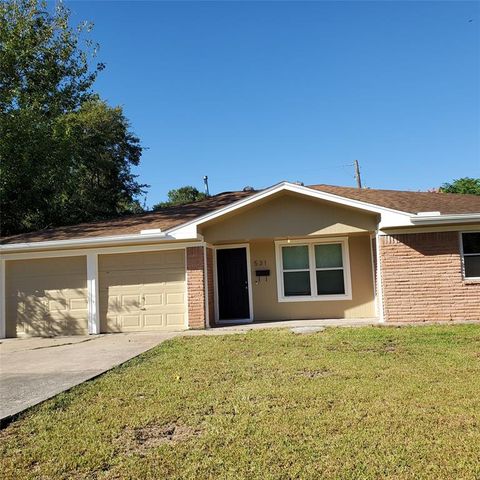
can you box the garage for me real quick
[5,256,88,337]
[99,250,186,332]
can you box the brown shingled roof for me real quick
[0,190,256,245]
[309,184,480,215]
[2,184,479,245]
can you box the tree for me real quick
[153,186,206,210]
[439,178,480,196]
[0,0,145,236]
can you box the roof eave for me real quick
[409,213,480,225]
[0,231,199,255]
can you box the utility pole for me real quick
[354,159,362,189]
[203,175,210,197]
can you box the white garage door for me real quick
[99,250,186,332]
[6,256,88,337]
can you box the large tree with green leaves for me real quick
[439,177,480,195]
[153,186,206,210]
[0,0,145,236]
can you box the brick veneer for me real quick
[379,232,480,322]
[186,246,207,329]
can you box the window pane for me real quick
[465,255,480,278]
[463,233,480,254]
[282,246,309,270]
[315,244,343,268]
[284,271,311,296]
[316,269,345,295]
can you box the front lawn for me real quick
[1,325,480,479]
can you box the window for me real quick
[276,238,351,301]
[282,246,311,296]
[461,232,480,279]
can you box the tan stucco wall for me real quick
[248,235,376,321]
[5,256,88,337]
[201,192,378,244]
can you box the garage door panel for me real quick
[49,299,68,312]
[144,294,163,306]
[121,294,141,308]
[70,298,88,310]
[6,257,88,337]
[144,314,163,326]
[122,315,141,328]
[166,313,184,326]
[166,292,184,305]
[105,316,119,331]
[99,250,186,332]
[105,294,120,311]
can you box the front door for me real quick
[216,247,250,321]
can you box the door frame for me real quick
[213,243,254,325]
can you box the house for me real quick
[0,182,479,337]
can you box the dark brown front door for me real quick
[216,248,250,320]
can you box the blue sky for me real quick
[66,1,479,207]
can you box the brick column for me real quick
[186,246,207,329]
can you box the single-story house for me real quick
[0,182,479,337]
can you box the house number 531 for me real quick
[253,260,267,267]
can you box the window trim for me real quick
[459,231,480,281]
[275,237,352,302]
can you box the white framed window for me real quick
[460,232,480,280]
[275,237,352,302]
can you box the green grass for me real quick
[1,325,480,479]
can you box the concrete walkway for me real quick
[0,318,379,423]
[209,317,379,333]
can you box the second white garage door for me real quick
[99,250,186,332]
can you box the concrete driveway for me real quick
[0,332,180,422]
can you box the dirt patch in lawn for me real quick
[119,422,201,455]
[297,368,333,379]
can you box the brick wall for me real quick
[379,232,480,322]
[186,246,206,329]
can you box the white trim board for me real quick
[86,252,100,335]
[213,243,254,324]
